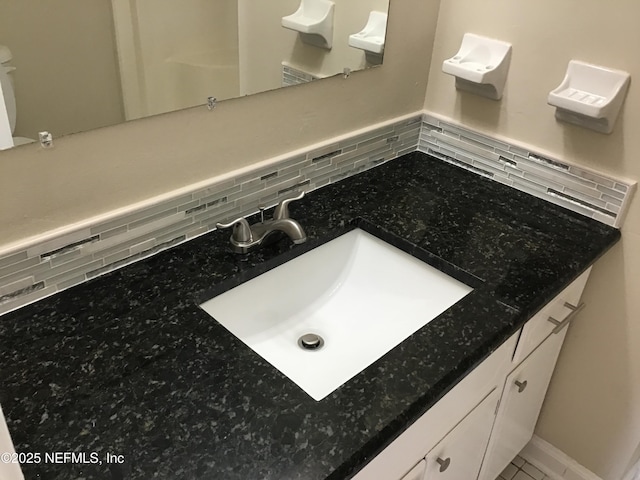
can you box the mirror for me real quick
[0,0,389,149]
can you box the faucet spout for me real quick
[216,191,307,253]
[252,218,307,245]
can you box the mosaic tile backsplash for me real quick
[418,114,634,228]
[0,116,421,316]
[0,113,634,316]
[282,63,322,87]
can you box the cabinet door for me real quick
[401,460,426,480]
[423,388,499,480]
[478,328,567,480]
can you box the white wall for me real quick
[425,2,640,479]
[237,0,298,95]
[132,0,239,115]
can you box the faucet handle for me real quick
[273,191,305,220]
[216,217,253,242]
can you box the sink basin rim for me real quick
[200,226,475,400]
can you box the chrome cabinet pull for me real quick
[436,457,451,472]
[514,380,528,393]
[547,301,586,334]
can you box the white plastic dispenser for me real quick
[282,0,335,50]
[349,11,388,56]
[548,60,630,134]
[442,33,512,100]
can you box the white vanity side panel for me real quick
[0,404,24,480]
[352,331,519,480]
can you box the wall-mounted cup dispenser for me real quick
[442,33,512,100]
[548,60,630,134]
[282,0,335,50]
[349,11,388,56]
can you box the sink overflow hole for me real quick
[298,333,324,351]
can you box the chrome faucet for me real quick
[216,191,307,253]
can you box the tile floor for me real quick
[498,455,550,480]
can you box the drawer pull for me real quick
[436,457,451,472]
[547,302,585,334]
[514,380,528,393]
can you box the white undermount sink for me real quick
[200,228,473,400]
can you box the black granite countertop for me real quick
[0,152,620,480]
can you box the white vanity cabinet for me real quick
[354,268,592,480]
[478,267,591,480]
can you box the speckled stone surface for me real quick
[0,152,620,480]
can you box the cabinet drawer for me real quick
[512,268,591,365]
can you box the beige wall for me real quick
[0,0,440,249]
[0,0,124,138]
[426,2,640,479]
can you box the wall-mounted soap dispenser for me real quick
[282,0,335,50]
[348,11,388,64]
[442,33,512,100]
[548,60,630,134]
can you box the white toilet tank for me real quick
[0,45,17,135]
[0,45,34,146]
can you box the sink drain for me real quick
[298,333,324,351]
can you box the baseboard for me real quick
[520,435,602,480]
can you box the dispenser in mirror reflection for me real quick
[2,0,389,150]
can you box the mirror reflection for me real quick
[0,0,389,150]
